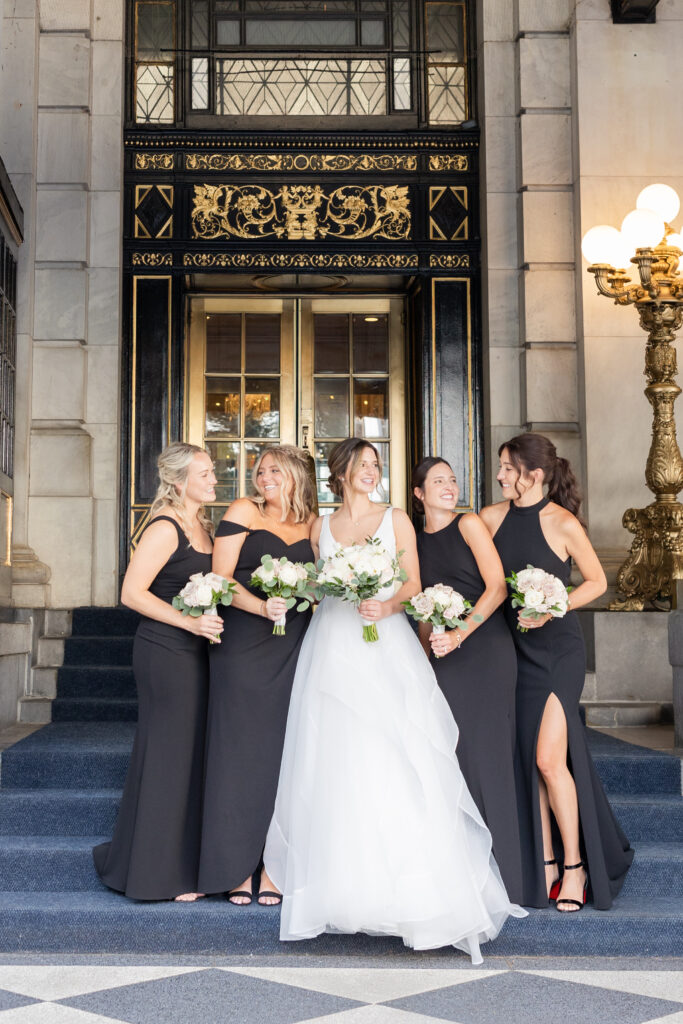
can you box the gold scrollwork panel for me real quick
[186,153,417,172]
[135,152,175,171]
[429,154,469,172]
[132,252,173,267]
[429,254,470,269]
[191,184,411,242]
[183,252,419,270]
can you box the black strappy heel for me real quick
[555,861,588,912]
[545,857,562,901]
[227,881,253,905]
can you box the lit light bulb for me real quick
[581,225,623,266]
[636,184,681,224]
[621,208,666,250]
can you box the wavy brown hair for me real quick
[499,433,584,524]
[148,442,215,540]
[250,445,317,523]
[327,438,383,498]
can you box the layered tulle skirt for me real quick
[264,596,526,963]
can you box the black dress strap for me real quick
[216,520,252,538]
[140,514,186,543]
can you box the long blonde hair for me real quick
[250,445,317,523]
[149,442,215,540]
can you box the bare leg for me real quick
[174,892,205,902]
[258,868,282,906]
[536,693,587,911]
[538,775,560,897]
[228,875,253,905]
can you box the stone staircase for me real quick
[0,607,681,955]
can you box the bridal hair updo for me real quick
[250,445,317,523]
[411,456,454,515]
[327,437,383,498]
[500,432,584,523]
[149,442,215,540]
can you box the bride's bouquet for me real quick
[314,536,407,643]
[402,583,474,657]
[172,571,236,642]
[506,564,570,632]
[251,555,316,635]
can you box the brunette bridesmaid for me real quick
[481,433,633,911]
[199,445,316,905]
[94,443,223,901]
[414,457,524,904]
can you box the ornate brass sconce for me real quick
[583,185,683,609]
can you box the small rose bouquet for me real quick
[403,584,475,657]
[172,571,236,643]
[314,537,407,642]
[250,555,316,635]
[506,564,571,632]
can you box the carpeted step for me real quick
[63,637,135,667]
[51,698,138,723]
[0,891,680,955]
[0,836,108,891]
[0,723,134,789]
[619,842,683,897]
[611,794,683,842]
[71,608,140,637]
[591,748,681,796]
[0,790,120,837]
[56,667,136,700]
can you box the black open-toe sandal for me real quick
[257,890,282,906]
[227,888,253,905]
[555,861,588,913]
[545,857,562,901]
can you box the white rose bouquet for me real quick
[314,536,407,643]
[172,571,236,643]
[402,583,475,657]
[506,564,571,632]
[250,555,316,635]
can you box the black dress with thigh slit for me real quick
[417,514,524,904]
[93,516,211,900]
[198,522,313,894]
[492,497,633,909]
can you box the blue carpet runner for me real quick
[1,606,682,955]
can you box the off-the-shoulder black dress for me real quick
[417,514,524,904]
[493,497,633,908]
[93,516,211,900]
[198,521,313,894]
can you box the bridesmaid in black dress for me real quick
[481,433,633,911]
[199,445,316,905]
[94,442,223,900]
[413,457,524,904]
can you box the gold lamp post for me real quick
[583,184,683,610]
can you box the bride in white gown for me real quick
[264,439,526,963]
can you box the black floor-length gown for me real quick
[493,497,633,909]
[417,515,524,904]
[93,516,211,900]
[198,522,313,894]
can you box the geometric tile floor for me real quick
[0,959,682,1024]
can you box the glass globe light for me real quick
[581,225,623,265]
[636,184,681,224]
[621,208,666,250]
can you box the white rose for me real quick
[279,563,299,587]
[204,572,226,589]
[258,566,277,584]
[295,564,309,581]
[411,593,435,618]
[524,588,544,610]
[196,584,213,607]
[447,594,466,618]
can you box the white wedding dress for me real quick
[264,506,526,963]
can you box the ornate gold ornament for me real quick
[429,154,469,172]
[587,238,683,608]
[183,252,418,270]
[429,253,470,268]
[186,152,417,172]
[134,184,174,239]
[132,252,173,266]
[191,184,411,241]
[135,152,174,171]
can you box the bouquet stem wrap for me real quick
[360,617,379,643]
[273,613,287,636]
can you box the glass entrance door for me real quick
[185,295,406,520]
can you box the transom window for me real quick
[132,0,468,124]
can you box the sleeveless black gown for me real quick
[198,523,313,894]
[417,514,524,904]
[493,497,633,909]
[93,516,211,900]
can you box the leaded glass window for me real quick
[134,0,176,123]
[425,1,466,124]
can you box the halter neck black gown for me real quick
[93,516,211,900]
[493,497,633,909]
[198,523,313,894]
[417,515,524,904]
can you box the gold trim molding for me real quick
[135,152,174,171]
[183,252,418,270]
[429,154,469,172]
[429,253,471,268]
[192,184,411,241]
[132,252,173,266]
[134,184,174,239]
[186,152,417,173]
